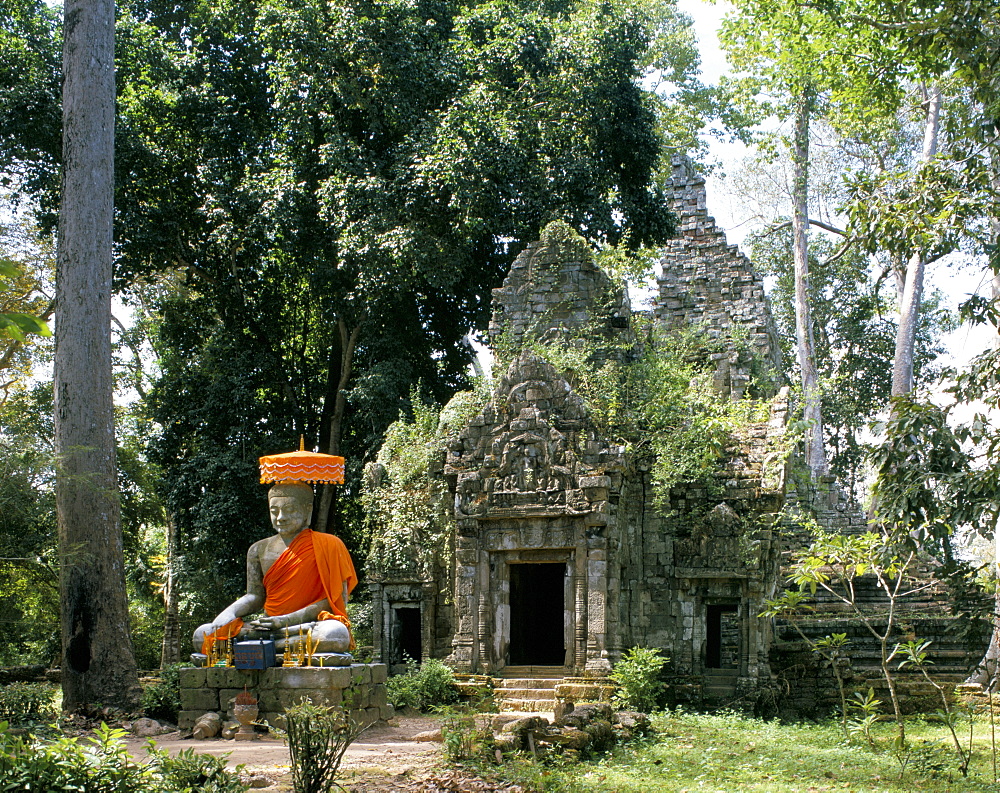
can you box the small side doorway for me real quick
[391,605,422,667]
[705,603,739,669]
[508,562,566,666]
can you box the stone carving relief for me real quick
[449,362,620,521]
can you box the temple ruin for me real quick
[364,157,987,714]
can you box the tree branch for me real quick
[760,218,848,238]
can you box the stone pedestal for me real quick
[178,663,392,732]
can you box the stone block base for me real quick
[178,663,394,733]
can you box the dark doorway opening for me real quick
[392,606,422,665]
[705,604,739,669]
[508,562,566,666]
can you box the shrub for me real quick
[284,699,365,793]
[439,707,492,762]
[0,722,149,791]
[141,662,184,722]
[0,681,57,726]
[0,722,246,792]
[610,646,669,713]
[146,744,246,792]
[385,657,460,711]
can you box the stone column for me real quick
[585,547,611,676]
[574,566,587,673]
[451,535,478,672]
[476,547,491,674]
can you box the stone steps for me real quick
[703,670,739,702]
[496,697,558,712]
[494,676,561,713]
[496,677,560,689]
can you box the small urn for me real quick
[233,689,259,741]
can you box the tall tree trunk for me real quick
[791,89,828,478]
[56,0,140,709]
[315,318,360,533]
[891,83,941,398]
[968,166,1000,692]
[159,518,181,668]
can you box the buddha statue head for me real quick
[267,482,314,538]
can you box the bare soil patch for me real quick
[126,714,516,791]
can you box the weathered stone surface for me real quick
[180,688,220,712]
[177,710,202,730]
[130,717,170,737]
[178,667,206,689]
[207,667,259,689]
[613,711,651,740]
[192,712,222,739]
[551,727,590,750]
[349,664,372,685]
[219,689,247,713]
[583,720,614,753]
[277,687,342,709]
[264,666,352,689]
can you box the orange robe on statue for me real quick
[202,529,358,655]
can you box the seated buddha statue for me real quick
[192,481,357,657]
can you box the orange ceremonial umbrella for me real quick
[259,437,345,484]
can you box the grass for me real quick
[484,709,1000,792]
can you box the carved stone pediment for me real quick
[448,355,621,522]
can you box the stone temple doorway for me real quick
[508,562,566,666]
[705,603,740,669]
[391,605,422,668]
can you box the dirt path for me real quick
[127,715,445,790]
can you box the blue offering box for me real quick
[234,640,277,669]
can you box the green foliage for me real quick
[869,397,982,554]
[0,379,169,669]
[0,682,57,727]
[346,599,374,653]
[141,663,184,723]
[594,233,660,288]
[846,688,882,750]
[762,588,851,733]
[532,321,772,506]
[145,744,247,793]
[0,213,54,391]
[610,646,669,713]
[104,0,703,612]
[385,658,460,712]
[0,721,245,792]
[482,709,1000,791]
[438,378,493,439]
[374,392,442,489]
[284,699,365,793]
[362,380,493,580]
[3,0,713,636]
[439,707,491,763]
[783,520,937,746]
[0,383,58,666]
[749,227,953,496]
[0,723,147,793]
[0,307,49,342]
[0,3,61,221]
[893,640,974,776]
